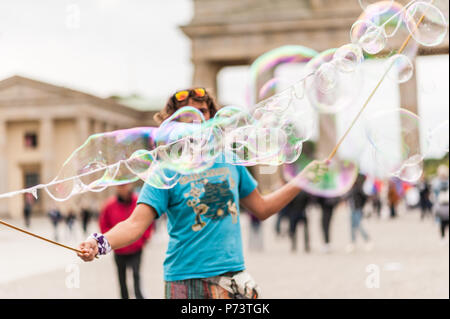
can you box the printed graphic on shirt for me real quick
[183,167,238,232]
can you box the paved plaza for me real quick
[0,203,448,299]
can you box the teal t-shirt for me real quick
[137,161,258,281]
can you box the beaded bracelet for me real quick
[88,233,112,256]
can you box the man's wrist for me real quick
[88,233,112,256]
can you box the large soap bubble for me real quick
[304,48,363,114]
[0,100,315,200]
[386,54,414,83]
[405,1,448,47]
[351,20,387,54]
[284,157,359,198]
[359,0,394,13]
[366,108,425,183]
[333,43,365,73]
[250,45,318,105]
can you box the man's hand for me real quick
[77,238,98,262]
[298,159,329,183]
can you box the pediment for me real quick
[0,76,86,104]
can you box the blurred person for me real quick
[317,196,340,253]
[371,192,382,218]
[81,208,92,235]
[434,185,449,243]
[23,193,34,228]
[47,206,62,241]
[432,165,449,199]
[346,174,372,253]
[432,165,449,243]
[248,212,263,252]
[362,176,381,218]
[388,179,400,219]
[418,176,433,220]
[275,206,289,237]
[280,191,310,253]
[77,88,328,299]
[99,183,154,299]
[371,178,383,218]
[79,195,94,235]
[65,210,77,241]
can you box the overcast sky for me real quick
[0,0,448,160]
[0,0,194,102]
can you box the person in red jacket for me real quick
[99,183,154,299]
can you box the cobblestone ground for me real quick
[0,203,448,299]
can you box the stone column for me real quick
[317,114,337,159]
[93,120,104,134]
[0,119,8,216]
[399,59,420,152]
[105,123,115,133]
[192,60,222,95]
[40,117,54,213]
[77,116,90,145]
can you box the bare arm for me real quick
[104,203,157,249]
[241,160,327,221]
[77,203,157,261]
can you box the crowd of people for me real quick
[270,164,450,253]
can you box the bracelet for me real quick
[88,233,112,256]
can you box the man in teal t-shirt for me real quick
[138,161,257,282]
[77,88,327,299]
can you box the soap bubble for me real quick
[359,0,394,14]
[351,20,387,54]
[284,157,358,197]
[333,43,365,73]
[386,54,414,84]
[366,109,424,183]
[305,49,362,114]
[405,1,448,47]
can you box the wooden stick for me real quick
[327,3,430,161]
[0,219,84,255]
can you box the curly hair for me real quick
[154,88,219,125]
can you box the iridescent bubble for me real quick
[351,20,387,54]
[333,43,365,73]
[314,62,339,94]
[125,150,154,181]
[305,49,362,114]
[78,161,108,188]
[250,45,318,105]
[393,154,424,183]
[44,179,78,202]
[357,1,406,38]
[258,77,286,100]
[386,54,414,84]
[359,25,387,54]
[283,157,358,198]
[359,0,394,14]
[366,109,424,183]
[405,1,448,47]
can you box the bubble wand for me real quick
[0,219,88,256]
[327,2,432,161]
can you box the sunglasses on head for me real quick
[174,88,206,102]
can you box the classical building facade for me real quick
[0,76,157,218]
